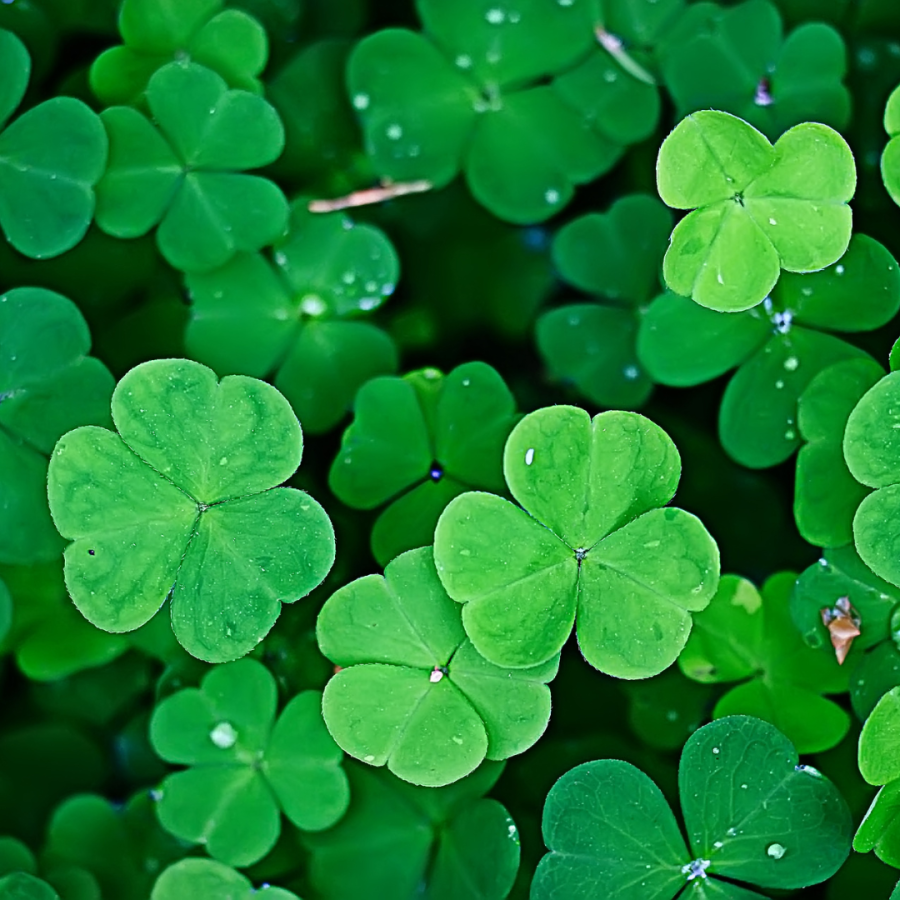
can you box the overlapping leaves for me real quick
[318,547,557,787]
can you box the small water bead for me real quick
[209,721,238,749]
[558,0,574,6]
[486,7,505,23]
[456,54,473,69]
[359,297,379,311]
[352,93,370,110]
[785,429,796,440]
[783,356,799,371]
[545,188,560,204]
[766,843,786,860]
[623,365,640,381]
[429,465,443,482]
[712,747,720,755]
[772,310,792,333]
[713,841,724,849]
[775,379,784,390]
[836,264,845,275]
[386,124,403,140]
[150,788,164,802]
[603,69,617,82]
[300,295,327,316]
[525,447,535,465]
[429,666,446,683]
[769,218,777,225]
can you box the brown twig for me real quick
[309,180,433,213]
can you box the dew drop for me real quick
[768,218,777,225]
[545,188,560,204]
[219,457,228,465]
[624,364,640,380]
[209,721,238,749]
[681,858,710,881]
[352,93,370,110]
[836,264,845,275]
[300,295,327,316]
[766,843,786,860]
[364,754,375,762]
[486,7,505,23]
[525,447,535,465]
[712,747,720,755]
[430,666,445,683]
[783,356,799,371]
[455,54,472,68]
[775,379,784,389]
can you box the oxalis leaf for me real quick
[317,547,557,787]
[0,29,108,260]
[657,109,855,312]
[94,60,288,273]
[679,572,850,753]
[0,872,60,900]
[882,83,900,206]
[46,357,335,663]
[151,858,299,900]
[532,716,852,900]
[433,405,720,677]
[303,760,520,900]
[149,658,349,866]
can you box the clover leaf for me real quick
[0,29,108,260]
[0,873,60,900]
[536,193,672,409]
[317,547,556,787]
[0,834,99,900]
[149,658,349,866]
[433,405,720,677]
[843,370,900,591]
[151,859,299,900]
[795,357,885,547]
[657,109,856,312]
[0,561,127,681]
[882,83,900,206]
[0,288,115,565]
[46,357,335,663]
[347,3,630,224]
[90,0,269,106]
[303,759,519,900]
[855,686,900,868]
[639,234,899,468]
[791,545,900,719]
[532,716,852,899]
[679,572,850,753]
[94,60,288,273]
[42,792,183,899]
[660,0,851,140]
[329,362,519,566]
[185,200,399,434]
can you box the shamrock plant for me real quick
[90,0,269,105]
[533,716,852,899]
[329,362,518,566]
[185,200,400,434]
[882,83,900,207]
[152,858,299,900]
[347,1,629,224]
[537,193,672,409]
[0,29,108,260]
[639,234,900,468]
[95,60,288,273]
[47,358,335,663]
[0,288,114,566]
[679,572,850,753]
[149,658,349,865]
[317,547,557,787]
[433,405,720,678]
[0,834,100,900]
[660,0,851,139]
[657,109,856,312]
[303,760,519,900]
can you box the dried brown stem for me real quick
[309,180,433,213]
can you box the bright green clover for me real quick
[660,0,851,140]
[303,759,519,900]
[0,873,60,900]
[0,29,108,260]
[90,0,269,106]
[347,2,626,224]
[791,545,900,720]
[46,357,335,663]
[94,60,288,273]
[843,370,900,591]
[317,547,557,787]
[532,716,852,899]
[0,562,127,682]
[536,193,672,409]
[855,686,900,868]
[433,405,720,676]
[638,233,899,468]
[151,859,299,900]
[679,572,850,753]
[656,109,856,312]
[42,792,183,899]
[329,362,519,567]
[0,288,115,565]
[185,200,399,434]
[882,83,900,207]
[149,658,349,866]
[795,357,885,547]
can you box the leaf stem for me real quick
[594,25,656,86]
[308,179,433,213]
